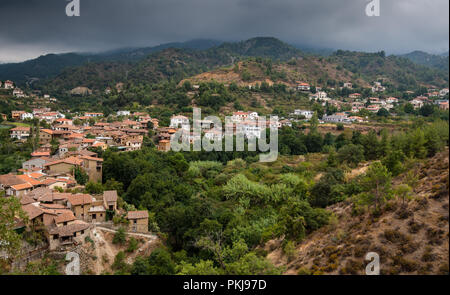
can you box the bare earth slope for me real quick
[266,149,449,275]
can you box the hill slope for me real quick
[31,38,450,94]
[0,39,223,84]
[327,50,448,88]
[266,149,449,275]
[400,51,449,72]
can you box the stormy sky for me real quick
[0,0,448,63]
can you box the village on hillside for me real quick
[0,75,449,274]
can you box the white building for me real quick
[85,112,103,117]
[20,112,34,120]
[440,88,449,97]
[170,115,190,130]
[386,97,398,104]
[293,109,314,119]
[204,130,223,141]
[231,111,258,122]
[13,88,25,98]
[411,99,424,110]
[9,126,30,140]
[309,91,328,101]
[322,114,351,124]
[371,81,386,93]
[117,111,131,116]
[297,82,310,91]
[3,80,14,89]
[237,121,262,139]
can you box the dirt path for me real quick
[89,226,159,274]
[95,226,158,240]
[91,227,116,274]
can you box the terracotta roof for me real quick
[127,210,149,219]
[19,195,36,205]
[41,178,59,186]
[26,187,52,200]
[92,142,106,147]
[40,129,54,135]
[40,203,67,210]
[11,182,33,191]
[22,204,44,220]
[43,156,83,167]
[80,155,103,162]
[89,205,106,213]
[17,174,41,186]
[54,211,76,224]
[103,190,118,203]
[49,221,90,237]
[28,172,45,179]
[10,126,30,132]
[31,151,51,157]
[67,194,93,206]
[0,174,26,187]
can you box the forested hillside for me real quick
[400,51,449,72]
[33,38,449,97]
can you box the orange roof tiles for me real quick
[127,210,149,219]
[11,183,33,191]
[67,194,93,206]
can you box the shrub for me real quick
[126,237,139,253]
[113,227,127,245]
[392,256,418,273]
[297,267,312,275]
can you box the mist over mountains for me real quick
[0,37,448,86]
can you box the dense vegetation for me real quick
[95,118,448,274]
[328,50,448,89]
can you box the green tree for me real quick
[177,260,222,275]
[0,197,26,257]
[85,181,103,194]
[147,248,176,275]
[337,144,365,167]
[73,166,89,185]
[360,162,392,211]
[113,227,127,245]
[377,108,389,117]
[394,184,413,206]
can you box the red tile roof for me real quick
[22,204,44,220]
[67,194,93,206]
[127,210,149,219]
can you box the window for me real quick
[134,220,137,224]
[53,235,58,240]
[81,230,84,235]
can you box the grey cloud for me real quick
[0,0,448,62]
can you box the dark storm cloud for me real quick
[0,0,448,62]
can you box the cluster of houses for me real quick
[1,185,149,251]
[157,111,298,151]
[2,105,156,252]
[11,108,65,122]
[0,80,15,90]
[9,110,160,155]
[0,147,103,197]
